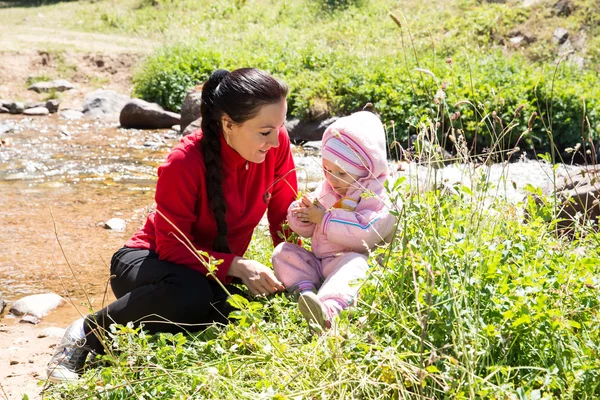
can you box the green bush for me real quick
[133,43,600,157]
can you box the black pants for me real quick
[83,247,240,353]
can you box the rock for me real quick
[25,101,45,109]
[0,292,5,314]
[0,106,8,113]
[552,169,600,231]
[182,117,201,136]
[28,79,76,93]
[104,217,126,232]
[553,0,572,16]
[522,0,543,5]
[120,98,181,129]
[10,361,18,366]
[180,86,203,134]
[39,327,66,339]
[0,122,14,135]
[9,102,25,114]
[285,117,339,144]
[9,293,65,318]
[83,89,130,119]
[510,36,524,45]
[45,99,60,113]
[554,27,569,45]
[171,124,180,132]
[59,109,84,120]
[19,315,40,325]
[23,106,50,116]
[567,54,584,69]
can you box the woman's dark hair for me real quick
[200,68,288,253]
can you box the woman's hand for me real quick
[228,257,285,296]
[292,194,325,224]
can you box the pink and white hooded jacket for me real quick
[286,111,397,258]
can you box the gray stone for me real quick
[0,122,14,135]
[104,217,126,232]
[19,315,40,325]
[25,102,45,109]
[510,36,524,45]
[0,106,8,113]
[28,79,76,93]
[59,109,84,120]
[39,327,66,339]
[285,117,339,144]
[183,118,202,136]
[119,98,181,129]
[23,106,50,116]
[9,102,25,114]
[10,293,65,318]
[45,99,60,113]
[554,27,569,45]
[180,86,203,134]
[553,0,572,16]
[83,89,130,119]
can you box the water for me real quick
[0,114,176,310]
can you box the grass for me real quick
[42,145,600,398]
[3,0,598,398]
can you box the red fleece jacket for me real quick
[124,127,298,284]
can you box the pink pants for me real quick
[272,242,368,308]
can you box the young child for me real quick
[272,111,396,330]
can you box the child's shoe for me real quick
[298,292,331,331]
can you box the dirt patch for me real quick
[0,46,152,399]
[0,50,141,109]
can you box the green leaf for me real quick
[227,294,250,309]
[566,320,581,329]
[511,314,531,328]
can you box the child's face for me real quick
[322,158,361,196]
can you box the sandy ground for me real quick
[0,23,151,399]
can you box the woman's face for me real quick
[322,158,361,196]
[223,99,287,164]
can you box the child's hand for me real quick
[292,197,326,224]
[299,194,313,208]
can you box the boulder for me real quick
[45,99,60,113]
[119,98,181,129]
[552,170,600,230]
[83,89,130,119]
[553,0,572,16]
[285,117,339,144]
[180,86,203,134]
[9,102,25,114]
[553,27,569,45]
[23,106,50,116]
[59,109,84,120]
[182,117,202,136]
[28,79,76,93]
[9,293,65,319]
[0,106,8,113]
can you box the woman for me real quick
[47,68,298,382]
